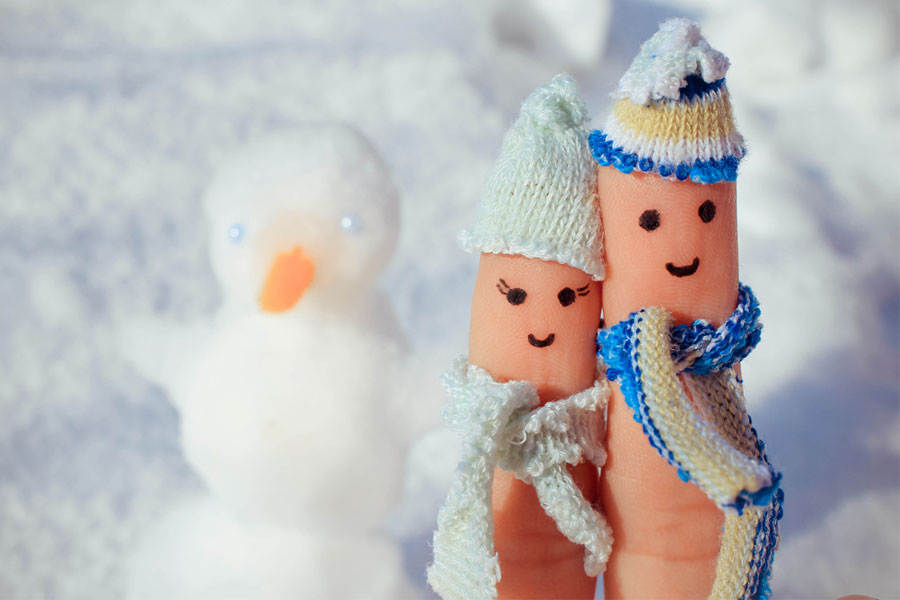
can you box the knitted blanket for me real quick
[427,357,613,600]
[598,284,784,600]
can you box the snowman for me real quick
[182,125,408,532]
[126,125,419,597]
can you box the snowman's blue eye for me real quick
[228,224,244,243]
[340,214,363,235]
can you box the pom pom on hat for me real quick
[520,74,589,131]
[459,74,605,280]
[590,18,745,184]
[616,17,730,105]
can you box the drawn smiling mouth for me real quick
[666,257,700,277]
[528,333,555,348]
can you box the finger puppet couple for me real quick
[428,18,783,600]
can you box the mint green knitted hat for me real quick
[458,74,605,280]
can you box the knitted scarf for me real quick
[598,283,784,600]
[427,357,613,600]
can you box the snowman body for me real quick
[181,309,404,531]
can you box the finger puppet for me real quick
[125,125,414,598]
[590,19,783,599]
[428,75,613,600]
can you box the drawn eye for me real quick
[639,209,660,231]
[559,283,590,306]
[506,288,527,305]
[698,200,716,223]
[228,224,244,243]
[497,278,527,305]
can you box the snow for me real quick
[0,0,897,598]
[128,494,415,600]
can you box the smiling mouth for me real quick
[528,333,555,348]
[666,257,700,278]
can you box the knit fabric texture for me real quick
[589,18,745,184]
[427,357,613,600]
[598,284,783,599]
[459,74,605,280]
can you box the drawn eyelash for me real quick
[576,283,590,297]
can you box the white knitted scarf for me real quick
[427,357,613,600]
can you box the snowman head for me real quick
[204,125,399,314]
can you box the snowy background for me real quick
[1,0,898,598]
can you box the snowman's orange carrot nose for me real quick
[259,246,315,313]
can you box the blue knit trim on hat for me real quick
[589,129,742,184]
[679,74,725,101]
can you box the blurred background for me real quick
[1,0,898,598]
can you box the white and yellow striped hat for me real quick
[590,18,744,184]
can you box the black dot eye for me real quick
[558,287,575,307]
[506,288,527,305]
[699,200,716,223]
[639,209,660,231]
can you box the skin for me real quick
[469,252,603,600]
[598,167,739,599]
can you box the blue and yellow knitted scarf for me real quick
[598,284,784,599]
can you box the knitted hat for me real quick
[589,18,744,184]
[459,74,605,280]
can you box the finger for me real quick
[597,166,739,599]
[469,251,603,600]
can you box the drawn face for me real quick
[495,277,591,348]
[469,253,601,400]
[597,167,738,326]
